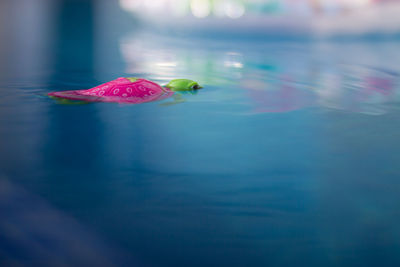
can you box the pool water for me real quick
[1,3,400,267]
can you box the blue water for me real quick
[1,1,400,266]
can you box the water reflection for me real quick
[120,33,400,115]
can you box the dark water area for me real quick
[1,1,400,266]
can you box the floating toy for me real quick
[48,77,202,104]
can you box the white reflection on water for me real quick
[120,33,400,115]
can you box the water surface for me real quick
[1,3,400,266]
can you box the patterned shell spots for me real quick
[49,77,172,103]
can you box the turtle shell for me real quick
[48,77,173,103]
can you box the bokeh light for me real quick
[191,0,212,18]
[119,0,384,18]
[119,0,400,38]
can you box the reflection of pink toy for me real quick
[242,76,314,113]
[365,77,394,96]
[48,77,174,104]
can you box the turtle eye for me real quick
[192,84,200,90]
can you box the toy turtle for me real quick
[48,77,202,104]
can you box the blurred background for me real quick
[1,0,400,266]
[119,0,400,38]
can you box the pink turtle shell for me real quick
[48,77,174,104]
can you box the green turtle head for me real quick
[165,79,202,91]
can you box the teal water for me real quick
[1,1,400,266]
